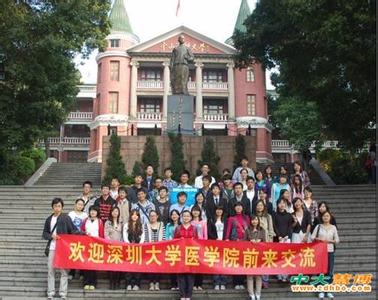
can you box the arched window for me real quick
[246,68,255,82]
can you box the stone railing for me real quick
[47,137,91,145]
[137,80,164,89]
[272,140,339,152]
[137,112,163,121]
[202,82,228,90]
[67,112,93,121]
[203,114,229,121]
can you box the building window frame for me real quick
[138,98,161,113]
[110,60,120,81]
[246,68,255,82]
[247,94,256,116]
[110,39,120,48]
[109,92,119,114]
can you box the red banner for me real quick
[54,234,328,275]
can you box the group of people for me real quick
[43,158,340,300]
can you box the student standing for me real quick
[273,198,294,282]
[165,209,181,290]
[105,207,123,290]
[291,174,304,200]
[312,211,340,300]
[312,202,337,230]
[79,181,97,214]
[190,206,208,290]
[80,206,104,290]
[228,182,251,217]
[143,164,156,192]
[174,210,198,300]
[123,210,145,290]
[153,186,170,225]
[170,191,190,216]
[116,186,130,224]
[303,186,318,225]
[232,157,255,182]
[144,210,165,291]
[109,177,120,200]
[207,205,227,290]
[43,198,79,300]
[205,184,228,222]
[221,174,234,202]
[177,170,193,188]
[225,203,250,290]
[67,199,87,280]
[192,191,208,222]
[254,200,275,289]
[162,167,178,192]
[291,161,311,187]
[131,189,155,225]
[245,215,266,300]
[94,184,116,224]
[292,198,312,243]
[271,175,291,211]
[194,164,216,188]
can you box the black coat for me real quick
[42,213,80,241]
[228,195,251,217]
[207,218,227,240]
[251,198,274,216]
[205,194,228,222]
[292,210,312,234]
[273,210,294,240]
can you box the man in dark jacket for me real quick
[42,197,80,300]
[205,183,228,222]
[228,182,251,217]
[94,184,116,224]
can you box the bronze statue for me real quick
[170,35,194,95]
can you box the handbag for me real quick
[44,217,59,257]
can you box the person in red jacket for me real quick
[80,206,104,290]
[174,210,198,300]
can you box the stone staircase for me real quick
[0,185,375,299]
[34,163,102,186]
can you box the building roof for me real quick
[128,25,236,55]
[225,0,251,45]
[109,0,133,34]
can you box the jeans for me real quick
[127,273,141,286]
[170,274,178,288]
[47,250,68,297]
[214,274,227,286]
[84,270,97,286]
[233,275,245,286]
[178,274,194,298]
[328,252,335,283]
[247,275,262,296]
[194,274,203,287]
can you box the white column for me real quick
[162,61,170,120]
[227,62,235,121]
[195,61,204,120]
[130,60,139,119]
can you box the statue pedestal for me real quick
[167,94,194,135]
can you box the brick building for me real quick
[47,0,275,164]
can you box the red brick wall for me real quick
[102,136,256,178]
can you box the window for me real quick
[97,63,101,83]
[110,39,120,48]
[109,92,119,114]
[139,98,161,113]
[246,68,255,82]
[110,61,120,81]
[139,69,162,81]
[247,94,256,116]
[109,126,117,135]
[204,99,225,115]
[203,70,226,82]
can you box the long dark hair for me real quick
[128,209,143,237]
[255,200,268,217]
[191,205,202,221]
[168,209,181,226]
[249,214,262,230]
[292,174,303,193]
[109,206,120,225]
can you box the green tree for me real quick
[233,0,375,151]
[234,134,246,170]
[168,132,186,181]
[273,97,323,153]
[132,161,144,177]
[198,138,221,180]
[141,136,160,173]
[0,0,111,183]
[103,134,127,185]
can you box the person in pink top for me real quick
[190,205,207,290]
[225,202,250,290]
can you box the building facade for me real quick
[47,0,276,164]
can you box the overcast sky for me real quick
[76,0,275,89]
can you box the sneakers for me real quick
[154,282,160,290]
[250,295,256,300]
[193,286,198,290]
[132,285,140,291]
[220,285,226,290]
[126,285,132,291]
[319,292,325,299]
[326,293,334,299]
[197,286,203,290]
[214,285,220,290]
[84,285,90,290]
[149,282,155,290]
[89,285,95,290]
[239,285,245,290]
[256,295,261,300]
